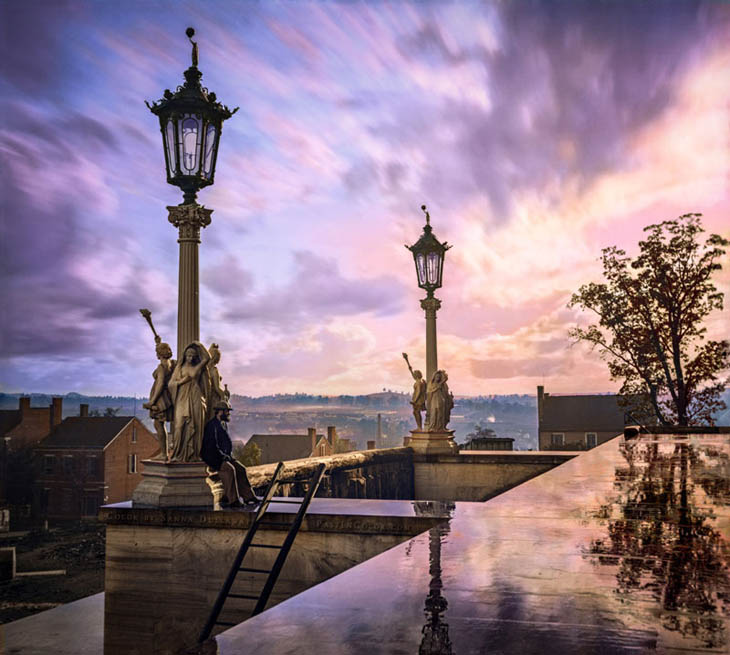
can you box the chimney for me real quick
[18,397,30,414]
[50,397,63,429]
[377,414,382,441]
[367,440,376,450]
[327,426,337,448]
[537,386,545,424]
[308,427,317,454]
[80,404,89,418]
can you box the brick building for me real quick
[1,396,64,453]
[537,385,629,450]
[1,397,64,511]
[34,414,158,520]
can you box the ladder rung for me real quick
[267,500,303,505]
[239,567,271,573]
[250,543,281,549]
[215,621,236,627]
[228,593,259,600]
[258,521,292,527]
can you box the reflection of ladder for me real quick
[198,461,327,643]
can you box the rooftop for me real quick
[0,409,21,437]
[247,433,324,464]
[36,416,134,450]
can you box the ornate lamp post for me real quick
[146,27,237,357]
[406,205,451,389]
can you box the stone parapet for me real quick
[413,451,577,502]
[246,447,414,500]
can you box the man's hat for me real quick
[213,400,232,411]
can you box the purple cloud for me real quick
[223,251,407,327]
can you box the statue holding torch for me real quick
[140,309,175,460]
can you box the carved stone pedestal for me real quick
[408,430,458,455]
[132,460,216,509]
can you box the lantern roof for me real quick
[406,205,451,254]
[146,28,238,123]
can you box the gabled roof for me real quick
[37,417,134,450]
[541,394,628,431]
[0,410,22,437]
[247,433,322,464]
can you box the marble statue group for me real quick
[140,309,230,462]
[403,353,453,432]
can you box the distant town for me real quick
[0,391,539,451]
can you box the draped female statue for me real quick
[168,341,211,462]
[426,370,452,432]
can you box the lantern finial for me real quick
[186,27,198,67]
[421,204,430,226]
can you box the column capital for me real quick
[167,203,213,242]
[420,296,442,315]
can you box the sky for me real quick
[1,0,729,398]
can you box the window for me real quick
[43,455,56,474]
[586,432,598,449]
[84,495,100,516]
[128,454,137,474]
[131,426,137,443]
[62,489,73,512]
[550,433,565,446]
[87,456,99,478]
[63,455,74,475]
[40,488,50,513]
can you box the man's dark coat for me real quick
[201,417,233,471]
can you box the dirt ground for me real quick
[0,522,105,624]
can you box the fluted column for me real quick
[421,296,442,385]
[167,203,213,357]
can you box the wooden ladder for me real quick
[198,461,327,642]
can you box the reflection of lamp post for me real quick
[420,523,454,655]
[406,205,451,386]
[146,27,238,356]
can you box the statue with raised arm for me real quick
[403,353,427,430]
[426,370,451,432]
[140,309,175,460]
[206,343,229,421]
[168,341,211,462]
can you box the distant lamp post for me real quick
[146,27,238,356]
[406,205,451,386]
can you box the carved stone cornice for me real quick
[420,296,442,316]
[167,203,213,242]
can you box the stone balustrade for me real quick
[246,446,414,500]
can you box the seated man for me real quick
[201,401,258,507]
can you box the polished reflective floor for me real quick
[207,433,729,654]
[4,433,728,654]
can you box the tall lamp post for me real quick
[406,205,451,387]
[146,28,237,357]
[406,206,457,454]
